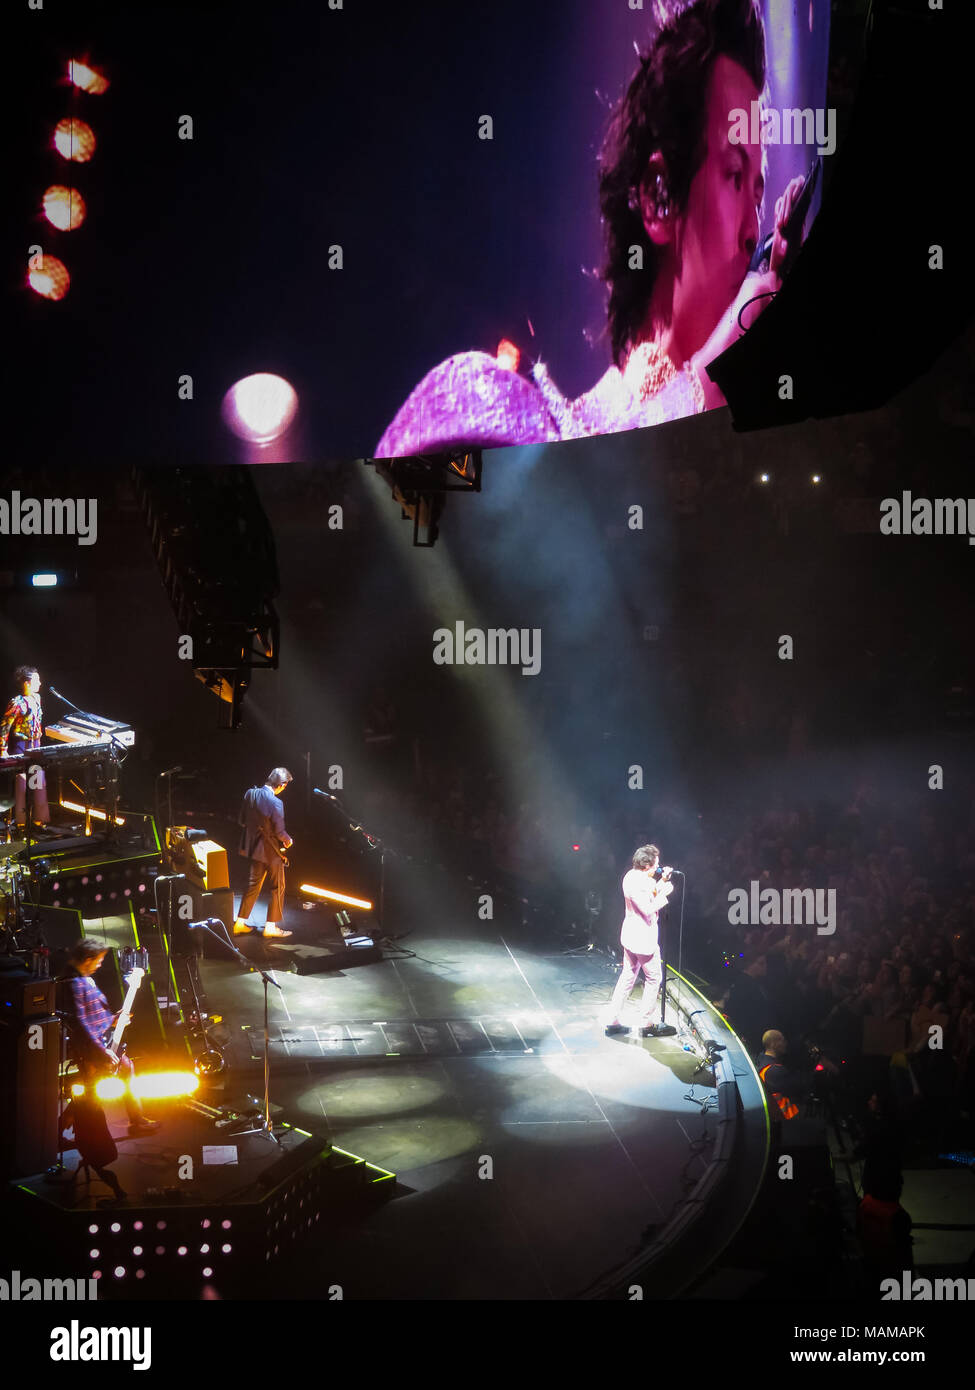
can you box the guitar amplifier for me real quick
[0,1013,59,1178]
[166,828,229,890]
[189,839,230,891]
[168,880,235,957]
[0,972,57,1020]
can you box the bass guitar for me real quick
[104,949,147,1066]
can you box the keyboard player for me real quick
[0,665,51,831]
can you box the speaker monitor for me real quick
[0,1014,60,1179]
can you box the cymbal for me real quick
[0,841,26,860]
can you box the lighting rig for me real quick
[364,450,482,547]
[131,468,280,728]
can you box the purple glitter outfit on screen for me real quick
[375,347,707,456]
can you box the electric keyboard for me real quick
[46,711,135,747]
[0,739,116,774]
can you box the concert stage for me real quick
[3,852,772,1301]
[156,869,770,1300]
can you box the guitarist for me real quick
[57,940,160,1138]
[234,767,294,939]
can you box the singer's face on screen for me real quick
[665,55,765,356]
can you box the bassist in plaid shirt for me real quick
[58,940,159,1137]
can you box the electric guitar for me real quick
[262,827,290,867]
[104,962,145,1067]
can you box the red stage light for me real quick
[68,59,110,95]
[28,254,70,301]
[42,185,87,231]
[571,844,580,852]
[496,339,520,372]
[53,117,96,162]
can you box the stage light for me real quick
[131,1071,200,1099]
[31,573,59,587]
[53,117,96,162]
[496,339,520,371]
[222,373,298,443]
[811,474,822,484]
[28,254,70,301]
[68,59,110,95]
[59,800,126,825]
[759,472,770,484]
[71,1083,85,1097]
[42,186,87,232]
[94,1077,126,1101]
[299,883,373,910]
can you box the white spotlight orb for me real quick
[222,373,298,443]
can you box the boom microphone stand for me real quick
[187,919,283,1143]
[312,789,399,940]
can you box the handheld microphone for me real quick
[748,155,821,276]
[313,788,338,801]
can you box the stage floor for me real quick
[167,877,765,1300]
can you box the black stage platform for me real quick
[10,1104,394,1300]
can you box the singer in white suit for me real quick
[605,844,674,1035]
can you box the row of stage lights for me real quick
[24,52,305,448]
[27,59,110,302]
[758,473,825,484]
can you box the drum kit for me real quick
[0,832,33,958]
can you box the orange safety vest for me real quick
[758,1062,799,1119]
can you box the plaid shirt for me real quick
[60,971,114,1061]
[0,694,42,756]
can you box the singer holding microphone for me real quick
[604,844,674,1038]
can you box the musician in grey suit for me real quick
[234,767,294,938]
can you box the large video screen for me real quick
[15,0,831,463]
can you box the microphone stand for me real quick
[44,1010,74,1185]
[313,791,400,941]
[654,870,686,1038]
[187,920,284,1144]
